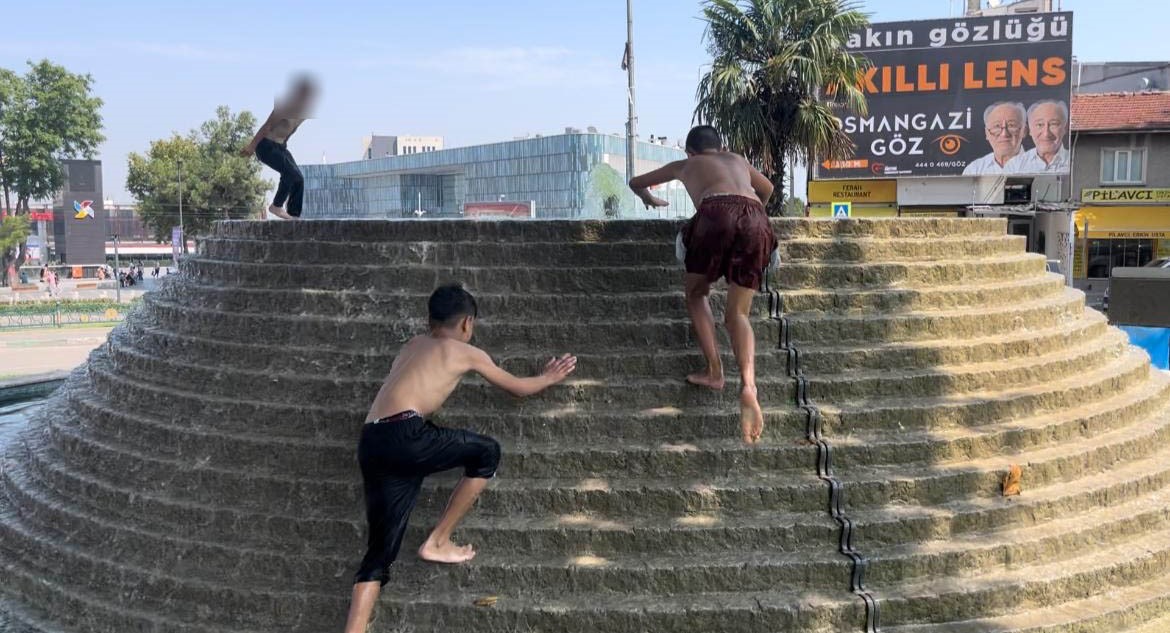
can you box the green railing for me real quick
[0,300,139,330]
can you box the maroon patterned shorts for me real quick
[682,195,777,290]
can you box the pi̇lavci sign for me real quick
[1082,188,1170,204]
[817,12,1073,180]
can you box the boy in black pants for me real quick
[343,284,577,633]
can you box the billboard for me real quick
[52,160,107,264]
[817,12,1072,180]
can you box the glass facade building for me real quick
[302,133,696,220]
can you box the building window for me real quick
[1086,237,1157,278]
[1101,148,1146,184]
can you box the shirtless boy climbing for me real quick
[629,125,777,445]
[343,284,577,633]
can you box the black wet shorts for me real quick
[353,411,501,586]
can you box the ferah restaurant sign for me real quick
[817,12,1073,180]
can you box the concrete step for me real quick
[47,392,820,481]
[4,453,840,558]
[783,286,1086,345]
[880,574,1170,632]
[829,370,1170,468]
[164,273,1063,322]
[0,507,344,631]
[92,348,796,416]
[837,396,1170,510]
[66,379,808,446]
[109,323,1131,417]
[94,333,1153,472]
[66,382,807,445]
[119,309,1108,381]
[196,234,1026,267]
[863,480,1170,586]
[0,559,257,633]
[208,217,1008,243]
[806,328,1130,402]
[114,321,791,383]
[138,296,782,351]
[6,462,855,595]
[140,287,1085,353]
[180,254,1047,294]
[0,599,51,633]
[779,274,1065,314]
[851,422,1170,548]
[818,345,1153,431]
[199,238,682,268]
[780,234,1025,263]
[22,419,833,518]
[874,519,1170,626]
[371,587,863,633]
[797,311,1109,374]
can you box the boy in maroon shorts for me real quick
[629,125,777,444]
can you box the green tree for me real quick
[588,162,628,218]
[0,60,103,284]
[695,0,869,216]
[0,215,31,286]
[127,106,269,250]
[783,196,806,217]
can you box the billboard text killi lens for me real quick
[817,12,1073,179]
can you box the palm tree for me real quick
[695,0,870,216]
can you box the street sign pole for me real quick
[112,234,121,304]
[832,201,853,219]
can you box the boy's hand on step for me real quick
[542,354,578,384]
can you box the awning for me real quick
[1075,206,1170,238]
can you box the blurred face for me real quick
[285,78,317,112]
[984,105,1025,162]
[1029,103,1067,158]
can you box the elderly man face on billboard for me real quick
[1008,100,1071,173]
[962,102,1027,175]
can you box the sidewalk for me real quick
[0,326,115,380]
[0,276,170,304]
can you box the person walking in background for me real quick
[240,76,318,220]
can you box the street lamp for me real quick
[176,158,185,254]
[111,233,121,304]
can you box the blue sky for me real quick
[0,0,1164,204]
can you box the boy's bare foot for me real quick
[418,538,477,564]
[268,204,294,220]
[687,371,725,391]
[739,385,764,444]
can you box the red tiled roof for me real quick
[1072,91,1170,132]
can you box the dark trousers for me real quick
[255,138,303,217]
[353,413,501,586]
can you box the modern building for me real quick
[50,159,107,266]
[1066,91,1170,279]
[1076,62,1170,95]
[304,133,694,220]
[361,135,444,160]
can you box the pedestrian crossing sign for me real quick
[832,202,852,218]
